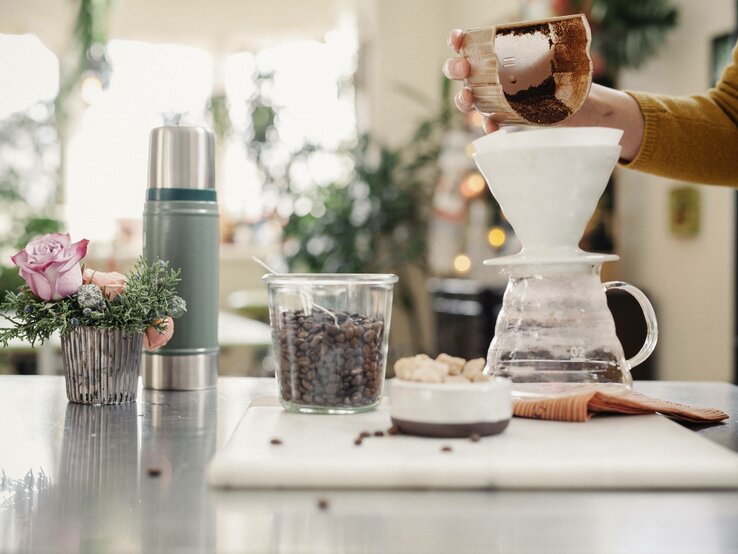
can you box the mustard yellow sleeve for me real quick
[620,42,738,187]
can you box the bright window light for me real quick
[64,27,358,251]
[66,40,213,248]
[221,27,357,227]
[0,34,59,118]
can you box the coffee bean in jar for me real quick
[276,308,386,413]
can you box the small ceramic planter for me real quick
[61,327,142,405]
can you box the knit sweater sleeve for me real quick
[619,42,738,187]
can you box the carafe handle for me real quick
[603,281,658,370]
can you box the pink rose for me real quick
[83,268,127,299]
[11,233,89,301]
[144,317,174,352]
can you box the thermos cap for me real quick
[148,126,215,190]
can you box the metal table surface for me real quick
[0,376,736,554]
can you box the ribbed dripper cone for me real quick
[472,127,622,260]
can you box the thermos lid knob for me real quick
[148,126,215,190]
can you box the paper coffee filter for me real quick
[472,126,623,154]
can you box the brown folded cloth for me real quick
[513,385,728,423]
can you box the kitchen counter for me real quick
[1,376,736,554]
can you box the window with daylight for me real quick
[0,33,60,269]
[65,40,213,253]
[62,28,358,260]
[221,28,358,249]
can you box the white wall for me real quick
[616,0,736,381]
[359,0,520,145]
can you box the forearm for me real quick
[564,84,645,161]
[620,91,738,186]
[619,43,738,187]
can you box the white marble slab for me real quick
[208,397,738,490]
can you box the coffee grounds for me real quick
[551,17,588,44]
[496,22,549,37]
[277,308,385,409]
[504,75,571,125]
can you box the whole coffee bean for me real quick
[276,308,385,410]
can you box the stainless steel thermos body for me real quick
[142,126,219,390]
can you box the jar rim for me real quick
[262,273,398,286]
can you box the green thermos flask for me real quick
[142,125,219,389]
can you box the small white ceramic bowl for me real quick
[388,377,513,438]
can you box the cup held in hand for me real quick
[462,14,592,125]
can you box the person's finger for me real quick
[442,56,470,80]
[447,29,464,52]
[483,117,501,134]
[454,88,475,112]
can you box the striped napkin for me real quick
[513,385,728,423]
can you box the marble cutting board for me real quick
[207,397,738,490]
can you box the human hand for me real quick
[443,28,643,158]
[442,29,504,134]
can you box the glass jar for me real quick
[264,273,398,414]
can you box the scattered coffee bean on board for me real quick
[441,446,453,453]
[469,433,481,442]
[359,431,371,439]
[277,309,386,410]
[317,498,330,510]
[373,430,384,437]
[270,438,283,445]
[387,425,399,435]
[354,438,363,446]
[147,468,162,477]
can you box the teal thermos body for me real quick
[142,125,219,390]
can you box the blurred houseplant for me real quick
[252,77,453,354]
[0,107,64,298]
[209,67,457,354]
[555,0,679,77]
[0,0,116,303]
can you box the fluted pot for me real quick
[61,327,142,405]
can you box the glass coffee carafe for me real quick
[473,127,658,396]
[488,260,657,394]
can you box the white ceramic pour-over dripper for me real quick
[472,127,658,394]
[473,127,623,265]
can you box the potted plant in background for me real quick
[0,233,186,405]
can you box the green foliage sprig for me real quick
[0,257,185,348]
